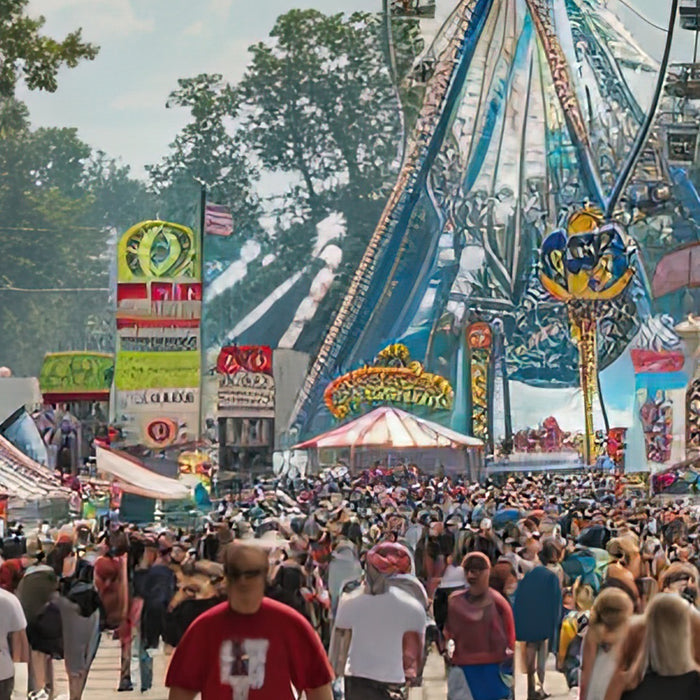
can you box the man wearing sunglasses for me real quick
[165,541,333,700]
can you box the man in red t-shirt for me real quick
[165,541,333,700]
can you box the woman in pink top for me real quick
[444,552,515,700]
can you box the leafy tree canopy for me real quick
[0,98,153,375]
[237,10,416,216]
[0,0,98,96]
[147,73,262,248]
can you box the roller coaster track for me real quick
[524,0,606,207]
[288,0,678,432]
[565,0,645,125]
[288,0,493,428]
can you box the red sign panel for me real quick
[217,346,273,376]
[630,349,685,374]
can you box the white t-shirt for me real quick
[0,587,27,680]
[334,587,427,684]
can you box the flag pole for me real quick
[199,183,207,441]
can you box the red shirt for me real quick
[165,598,333,699]
[445,588,515,666]
[94,554,126,628]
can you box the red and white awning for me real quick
[293,407,483,450]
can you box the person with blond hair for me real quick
[580,587,634,700]
[605,593,700,700]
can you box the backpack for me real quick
[66,580,102,618]
[561,611,589,688]
[27,601,63,659]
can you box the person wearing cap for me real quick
[165,541,333,700]
[443,552,515,700]
[329,542,426,700]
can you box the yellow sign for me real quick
[117,220,198,281]
[115,351,200,390]
[325,344,453,419]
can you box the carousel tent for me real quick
[95,444,191,500]
[293,407,484,478]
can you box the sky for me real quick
[17,0,696,181]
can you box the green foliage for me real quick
[0,0,98,96]
[238,10,407,214]
[0,98,153,376]
[0,6,426,374]
[147,73,262,248]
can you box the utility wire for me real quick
[616,0,669,32]
[0,225,104,232]
[0,286,109,293]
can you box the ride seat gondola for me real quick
[665,63,700,100]
[680,0,700,32]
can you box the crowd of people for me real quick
[0,464,699,700]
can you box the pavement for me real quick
[11,636,573,699]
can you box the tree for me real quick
[233,10,423,355]
[237,10,416,219]
[149,11,423,355]
[147,73,262,249]
[0,0,98,96]
[0,98,153,376]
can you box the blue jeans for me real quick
[139,637,153,692]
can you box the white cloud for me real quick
[183,20,204,36]
[29,0,154,38]
[208,0,234,19]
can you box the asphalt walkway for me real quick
[11,636,573,699]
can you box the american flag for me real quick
[204,202,234,236]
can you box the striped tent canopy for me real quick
[0,434,69,502]
[293,406,483,450]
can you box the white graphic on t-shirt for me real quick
[220,638,270,700]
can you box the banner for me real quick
[114,220,202,445]
[115,352,200,391]
[324,344,453,419]
[116,388,199,412]
[117,409,199,448]
[217,346,273,375]
[218,372,275,412]
[117,221,199,282]
[39,352,114,397]
[216,346,275,417]
[117,326,199,353]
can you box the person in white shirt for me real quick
[329,542,427,700]
[0,587,29,700]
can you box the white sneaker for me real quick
[28,691,49,700]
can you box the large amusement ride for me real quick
[277,0,700,464]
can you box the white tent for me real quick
[95,444,190,500]
[294,407,483,449]
[293,407,483,477]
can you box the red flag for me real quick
[204,202,233,236]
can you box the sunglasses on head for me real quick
[226,568,266,581]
